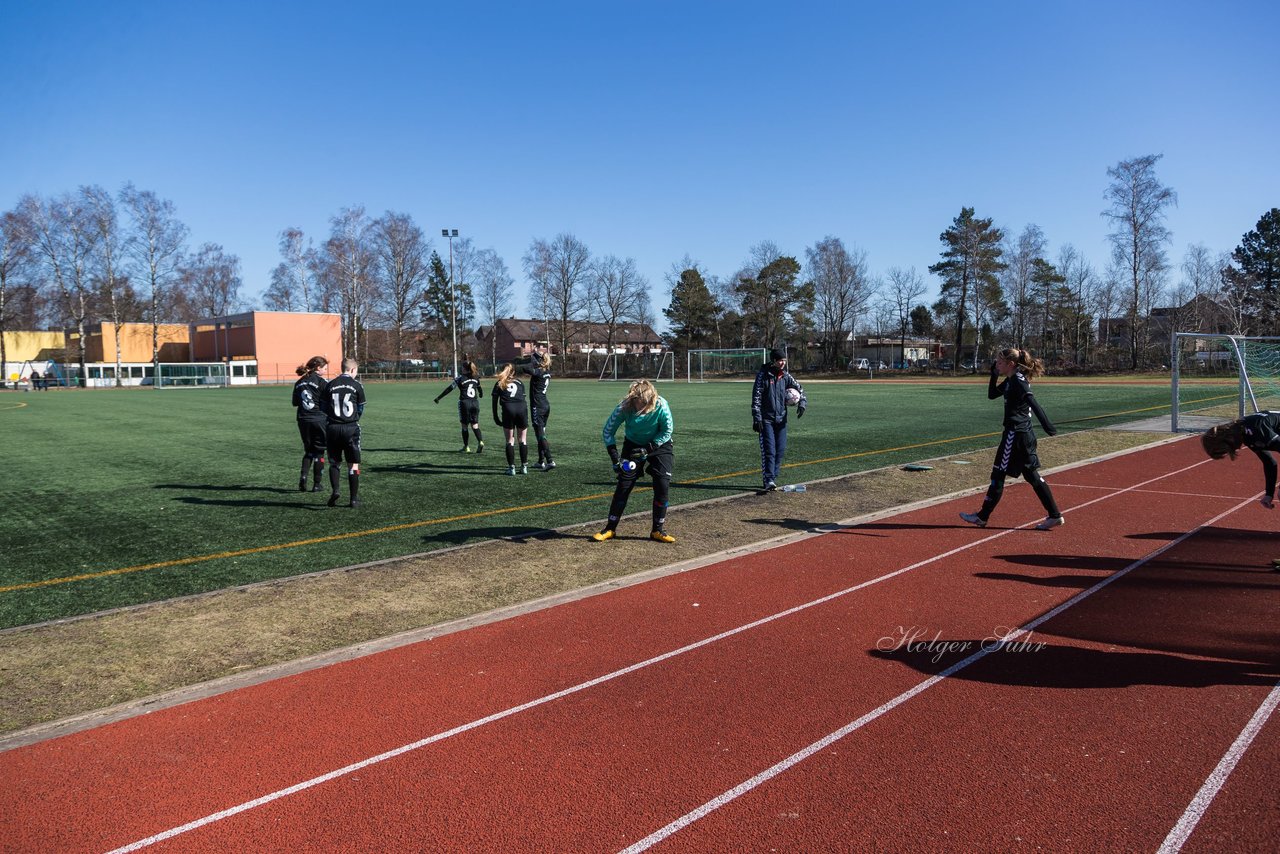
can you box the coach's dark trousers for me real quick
[759,420,787,486]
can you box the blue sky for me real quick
[3,1,1277,327]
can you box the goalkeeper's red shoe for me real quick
[592,529,615,542]
[650,529,676,544]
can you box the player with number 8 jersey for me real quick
[324,358,367,508]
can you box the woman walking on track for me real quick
[1201,412,1280,570]
[521,350,555,470]
[434,361,484,454]
[592,379,676,543]
[959,347,1064,531]
[491,363,529,475]
[292,355,329,492]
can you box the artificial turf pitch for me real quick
[0,376,1229,628]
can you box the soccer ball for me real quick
[785,388,802,406]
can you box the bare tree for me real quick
[265,227,318,312]
[370,211,429,364]
[179,243,243,318]
[806,236,872,368]
[120,184,189,376]
[523,233,591,362]
[474,247,514,367]
[886,266,926,368]
[1001,224,1048,347]
[1057,244,1099,365]
[83,186,131,385]
[1103,154,1177,369]
[319,206,376,360]
[20,191,101,385]
[588,255,649,353]
[1,209,35,381]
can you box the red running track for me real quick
[2,436,1278,852]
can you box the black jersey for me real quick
[455,376,482,405]
[521,364,551,403]
[1242,412,1280,451]
[493,378,527,414]
[325,373,366,425]
[990,370,1054,433]
[292,372,328,421]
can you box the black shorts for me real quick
[459,402,480,425]
[619,439,674,482]
[326,422,362,465]
[500,407,528,430]
[297,418,327,456]
[531,399,550,430]
[991,428,1039,479]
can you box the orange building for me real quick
[81,322,191,363]
[189,311,343,383]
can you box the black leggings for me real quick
[978,467,1060,521]
[604,442,672,531]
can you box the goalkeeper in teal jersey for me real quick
[593,379,677,543]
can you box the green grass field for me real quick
[0,377,1235,629]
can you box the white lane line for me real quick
[1157,680,1280,854]
[104,459,1211,853]
[1054,483,1251,501]
[620,492,1258,853]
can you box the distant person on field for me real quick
[593,379,676,543]
[29,370,42,391]
[959,347,1063,531]
[292,356,329,492]
[491,363,529,475]
[1201,412,1280,570]
[751,347,806,492]
[323,359,366,508]
[520,349,556,470]
[434,360,485,454]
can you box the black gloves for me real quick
[432,396,441,404]
[796,404,806,418]
[752,420,762,433]
[607,444,621,466]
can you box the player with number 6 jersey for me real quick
[434,361,485,453]
[324,359,367,508]
[292,355,329,492]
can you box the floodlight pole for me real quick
[442,228,459,377]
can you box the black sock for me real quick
[461,428,469,447]
[312,459,323,484]
[349,472,359,502]
[473,428,483,443]
[1027,471,1061,518]
[300,456,311,483]
[329,464,341,494]
[519,443,528,465]
[506,444,515,466]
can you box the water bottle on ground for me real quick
[780,484,807,493]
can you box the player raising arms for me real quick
[491,363,529,475]
[324,359,366,508]
[592,379,676,543]
[520,350,555,470]
[959,347,1064,531]
[434,360,485,454]
[292,355,329,492]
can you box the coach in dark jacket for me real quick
[751,347,807,491]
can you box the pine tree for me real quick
[929,208,1005,369]
[664,267,721,351]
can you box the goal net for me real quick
[686,348,768,382]
[597,351,675,382]
[1171,333,1280,431]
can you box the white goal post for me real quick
[597,351,676,382]
[686,348,768,382]
[1170,333,1280,431]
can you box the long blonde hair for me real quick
[495,363,516,387]
[622,379,658,414]
[998,347,1045,378]
[534,351,551,370]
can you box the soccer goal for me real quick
[1170,333,1280,431]
[597,351,676,382]
[686,348,768,382]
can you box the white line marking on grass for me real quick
[104,459,1211,853]
[619,493,1259,853]
[1157,680,1280,854]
